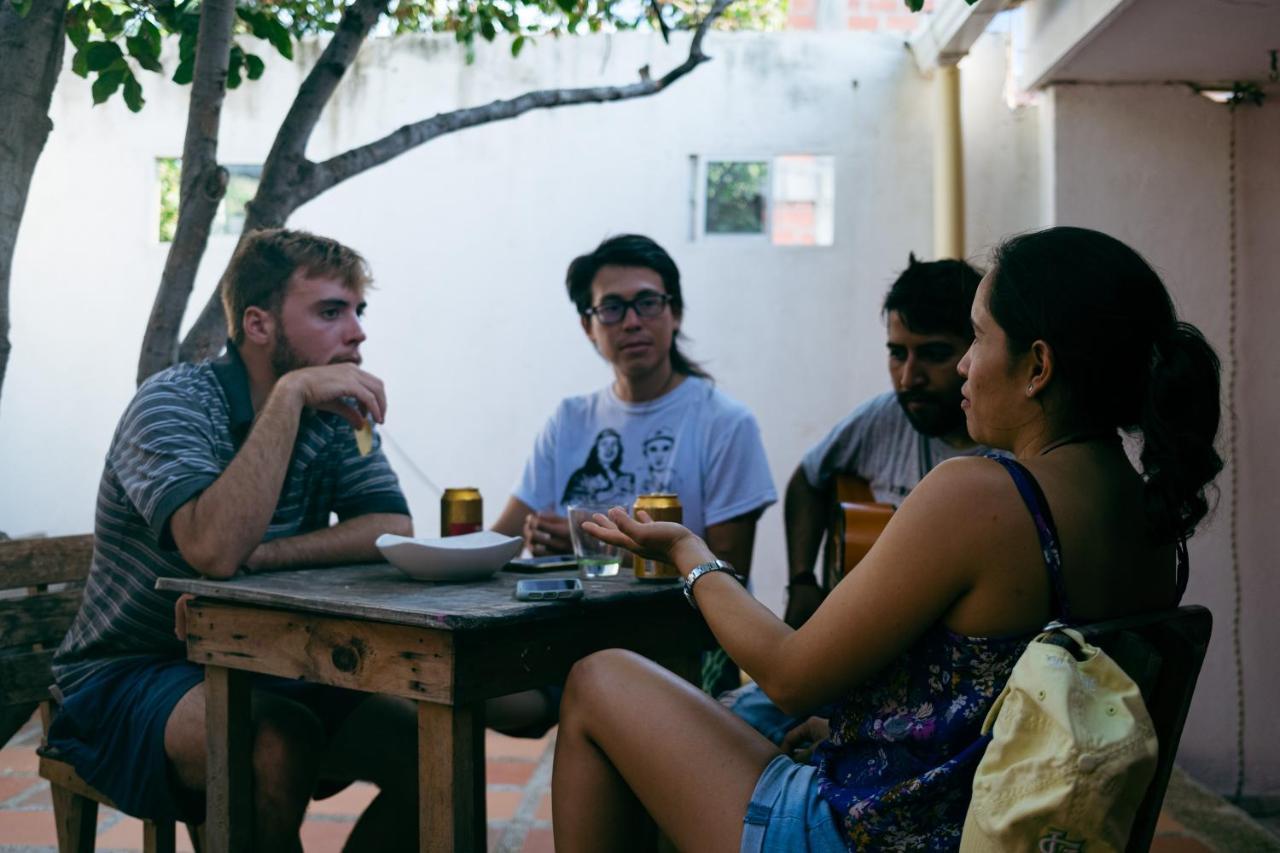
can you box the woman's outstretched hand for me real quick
[582,507,710,573]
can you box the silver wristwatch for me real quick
[683,559,740,611]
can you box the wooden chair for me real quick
[1068,604,1213,852]
[822,474,894,589]
[0,534,201,853]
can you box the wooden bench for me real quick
[0,534,200,853]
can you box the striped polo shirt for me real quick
[53,345,410,693]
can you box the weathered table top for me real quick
[157,563,685,631]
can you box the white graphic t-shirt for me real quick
[514,377,776,536]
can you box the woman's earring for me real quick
[1027,384,1035,396]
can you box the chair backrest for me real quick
[1073,605,1213,852]
[0,535,94,746]
[823,475,894,588]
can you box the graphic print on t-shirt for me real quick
[638,425,683,495]
[560,425,683,506]
[561,428,637,506]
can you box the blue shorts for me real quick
[741,754,846,853]
[45,656,368,823]
[721,682,806,747]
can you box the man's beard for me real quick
[269,330,309,376]
[897,390,966,438]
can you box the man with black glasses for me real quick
[493,234,776,701]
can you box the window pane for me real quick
[157,160,262,242]
[213,165,263,236]
[156,158,180,243]
[705,161,768,235]
[771,155,834,247]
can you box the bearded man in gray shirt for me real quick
[784,255,987,628]
[721,255,989,750]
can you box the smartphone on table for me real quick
[505,554,578,572]
[514,578,584,601]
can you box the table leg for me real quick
[418,700,485,853]
[665,648,703,687]
[204,665,252,853]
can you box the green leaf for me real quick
[89,1,123,37]
[903,0,924,10]
[245,53,265,80]
[249,16,294,60]
[556,0,576,13]
[126,34,163,73]
[88,2,112,29]
[91,68,125,104]
[510,35,526,57]
[480,19,496,40]
[12,0,32,18]
[172,56,193,85]
[227,46,243,89]
[65,8,90,48]
[122,71,144,112]
[85,40,124,72]
[71,47,89,78]
[139,19,162,55]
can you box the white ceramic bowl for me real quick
[376,531,523,582]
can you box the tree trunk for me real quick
[0,0,68,411]
[135,0,236,385]
[174,0,733,365]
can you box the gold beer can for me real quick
[441,488,483,537]
[633,493,682,580]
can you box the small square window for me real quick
[696,155,834,246]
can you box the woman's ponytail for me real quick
[1138,322,1224,542]
[989,227,1224,545]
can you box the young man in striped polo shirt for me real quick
[48,229,419,849]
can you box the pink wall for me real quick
[1049,83,1280,795]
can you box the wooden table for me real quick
[157,565,712,853]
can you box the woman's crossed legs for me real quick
[553,648,782,853]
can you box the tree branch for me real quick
[0,0,69,411]
[177,0,732,362]
[308,0,732,200]
[268,0,388,168]
[176,0,388,363]
[136,0,236,384]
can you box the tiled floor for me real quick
[0,708,1264,852]
[0,711,553,852]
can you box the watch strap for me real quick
[683,559,741,611]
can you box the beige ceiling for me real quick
[1048,0,1280,85]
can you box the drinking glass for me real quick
[567,505,623,579]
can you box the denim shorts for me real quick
[721,682,806,746]
[741,754,846,853]
[45,655,368,822]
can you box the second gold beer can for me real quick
[441,488,483,537]
[632,493,682,580]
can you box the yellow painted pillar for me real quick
[933,63,965,260]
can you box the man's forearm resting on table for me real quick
[169,381,311,578]
[784,467,829,583]
[246,513,412,573]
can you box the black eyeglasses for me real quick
[583,292,673,326]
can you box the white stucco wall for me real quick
[1,30,1038,619]
[1047,83,1280,796]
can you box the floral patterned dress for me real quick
[812,456,1069,851]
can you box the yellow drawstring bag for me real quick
[960,626,1158,853]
